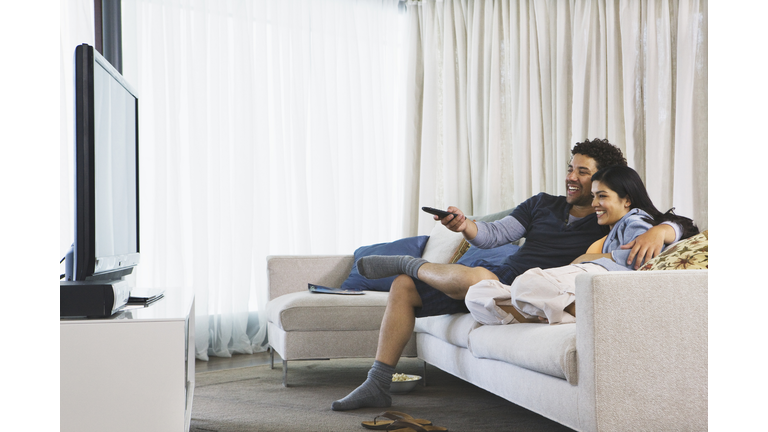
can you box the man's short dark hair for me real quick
[571,138,627,171]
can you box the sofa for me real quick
[266,210,708,431]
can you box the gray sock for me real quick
[357,255,427,280]
[331,361,394,411]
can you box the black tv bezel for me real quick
[73,43,140,282]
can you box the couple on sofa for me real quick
[331,138,698,412]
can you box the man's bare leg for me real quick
[332,275,421,411]
[418,264,548,323]
[416,263,498,299]
[375,275,423,364]
[357,255,501,300]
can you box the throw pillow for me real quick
[456,242,520,267]
[451,240,472,263]
[340,235,430,291]
[639,230,708,271]
[421,222,467,264]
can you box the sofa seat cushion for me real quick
[467,323,578,384]
[414,313,481,349]
[267,291,390,332]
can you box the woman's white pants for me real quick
[464,263,607,325]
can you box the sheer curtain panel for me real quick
[117,0,406,360]
[403,0,707,235]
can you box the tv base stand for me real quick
[60,291,195,432]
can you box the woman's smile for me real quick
[591,181,631,229]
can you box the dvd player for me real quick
[60,279,131,318]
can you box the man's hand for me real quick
[433,206,479,240]
[439,206,467,231]
[620,224,675,269]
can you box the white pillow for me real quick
[421,222,466,264]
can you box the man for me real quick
[331,138,681,411]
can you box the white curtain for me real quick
[62,0,407,360]
[403,0,708,235]
[123,0,406,360]
[60,0,95,257]
[61,0,706,360]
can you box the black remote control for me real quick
[422,206,457,219]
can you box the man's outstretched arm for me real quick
[438,206,525,249]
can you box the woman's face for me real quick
[591,180,631,228]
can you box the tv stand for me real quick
[60,290,195,432]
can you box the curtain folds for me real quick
[117,0,407,360]
[403,0,707,235]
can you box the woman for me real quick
[464,165,698,325]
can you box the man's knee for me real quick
[444,266,497,300]
[388,275,421,306]
[445,286,468,300]
[469,266,499,284]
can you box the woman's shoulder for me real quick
[615,209,653,232]
[622,208,652,222]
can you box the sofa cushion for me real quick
[267,291,390,331]
[639,230,708,271]
[474,208,515,223]
[421,223,466,264]
[466,323,578,384]
[340,235,429,291]
[414,313,481,349]
[455,242,519,267]
[450,240,472,263]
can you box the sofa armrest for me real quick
[266,255,355,301]
[575,270,707,431]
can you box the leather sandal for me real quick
[385,419,448,432]
[361,411,432,430]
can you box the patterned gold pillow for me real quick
[639,230,708,271]
[450,239,472,263]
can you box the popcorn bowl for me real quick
[390,374,422,394]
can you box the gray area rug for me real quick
[191,357,574,432]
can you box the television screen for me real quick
[71,43,140,282]
[92,52,139,274]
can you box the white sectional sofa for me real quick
[266,213,708,431]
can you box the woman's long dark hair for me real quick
[591,166,699,240]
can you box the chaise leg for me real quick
[270,347,274,369]
[282,359,288,387]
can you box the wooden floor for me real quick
[195,350,276,373]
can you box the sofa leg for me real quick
[269,347,274,369]
[422,361,428,387]
[282,359,288,387]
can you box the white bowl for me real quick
[390,374,422,394]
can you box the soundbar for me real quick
[60,279,131,318]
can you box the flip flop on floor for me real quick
[361,411,432,430]
[385,419,448,432]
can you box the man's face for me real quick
[566,154,599,207]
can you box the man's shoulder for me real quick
[512,193,568,221]
[524,192,566,207]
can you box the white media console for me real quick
[60,291,195,432]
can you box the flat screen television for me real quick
[60,43,139,317]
